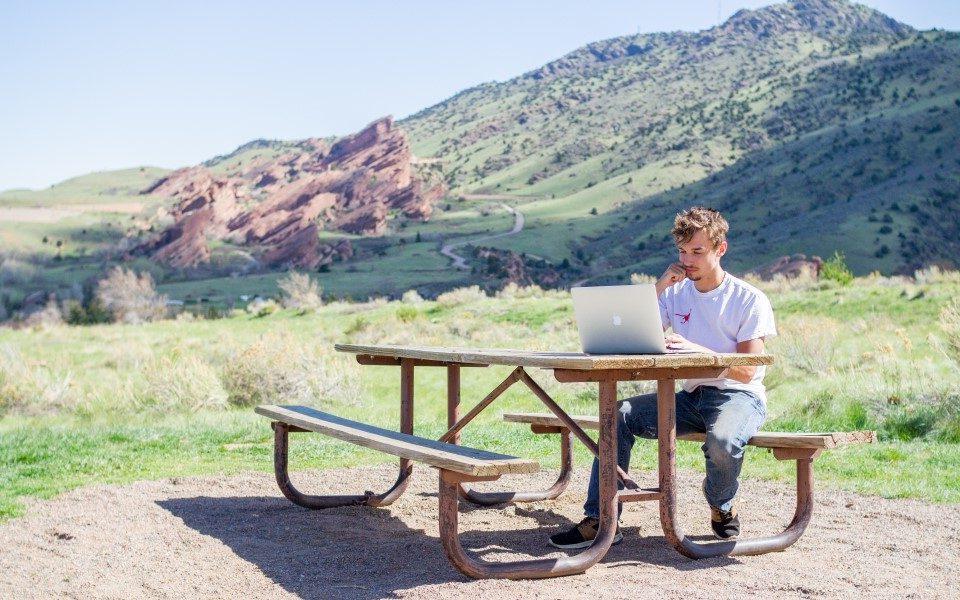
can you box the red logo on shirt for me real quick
[675,310,691,324]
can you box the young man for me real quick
[550,206,777,549]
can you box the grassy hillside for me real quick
[400,1,959,279]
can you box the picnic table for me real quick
[255,344,874,580]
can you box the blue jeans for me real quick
[583,386,766,518]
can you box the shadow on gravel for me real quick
[158,494,734,599]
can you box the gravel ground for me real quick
[1,465,956,599]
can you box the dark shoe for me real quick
[710,506,740,540]
[549,516,623,550]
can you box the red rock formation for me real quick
[139,117,445,269]
[751,254,823,280]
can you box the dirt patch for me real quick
[0,207,80,223]
[0,466,955,599]
[0,203,145,224]
[72,202,146,214]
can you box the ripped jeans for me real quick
[583,385,766,518]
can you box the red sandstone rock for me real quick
[139,117,445,269]
[751,254,823,280]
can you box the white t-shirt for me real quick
[658,272,777,401]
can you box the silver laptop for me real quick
[571,284,666,354]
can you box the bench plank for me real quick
[502,413,875,449]
[257,405,539,477]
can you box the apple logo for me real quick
[612,315,622,326]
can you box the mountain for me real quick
[1,0,958,308]
[399,0,958,278]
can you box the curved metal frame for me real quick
[656,379,817,558]
[437,381,619,579]
[272,422,412,509]
[458,428,573,506]
[269,357,416,510]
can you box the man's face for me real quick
[677,230,726,281]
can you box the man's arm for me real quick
[656,262,686,331]
[725,337,765,383]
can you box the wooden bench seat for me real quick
[502,412,876,449]
[256,405,539,477]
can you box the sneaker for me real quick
[710,506,740,540]
[549,516,623,550]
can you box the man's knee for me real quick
[617,395,657,438]
[703,431,747,466]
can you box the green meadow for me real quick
[2,269,960,521]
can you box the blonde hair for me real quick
[672,206,729,248]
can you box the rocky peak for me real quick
[720,0,913,42]
[524,1,912,81]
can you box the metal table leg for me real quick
[437,380,619,579]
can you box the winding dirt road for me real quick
[440,203,525,270]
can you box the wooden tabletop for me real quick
[335,344,773,370]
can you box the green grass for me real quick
[0,167,169,206]
[2,274,960,521]
[3,405,958,522]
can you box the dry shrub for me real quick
[842,349,941,413]
[936,299,960,367]
[401,290,424,304]
[854,270,910,288]
[743,264,824,295]
[436,285,487,307]
[96,267,167,324]
[221,333,359,407]
[278,271,323,313]
[914,265,960,285]
[23,298,63,330]
[137,353,228,412]
[246,298,278,317]
[496,283,546,299]
[768,315,839,375]
[0,344,75,416]
[366,297,389,309]
[629,273,657,285]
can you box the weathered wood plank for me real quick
[554,367,726,382]
[502,412,876,450]
[256,405,539,477]
[335,344,773,370]
[356,355,488,368]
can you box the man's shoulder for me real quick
[725,274,771,306]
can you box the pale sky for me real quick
[1,1,957,191]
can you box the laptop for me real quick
[571,284,668,354]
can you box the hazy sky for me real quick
[2,1,957,191]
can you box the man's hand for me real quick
[656,262,687,296]
[664,332,713,353]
